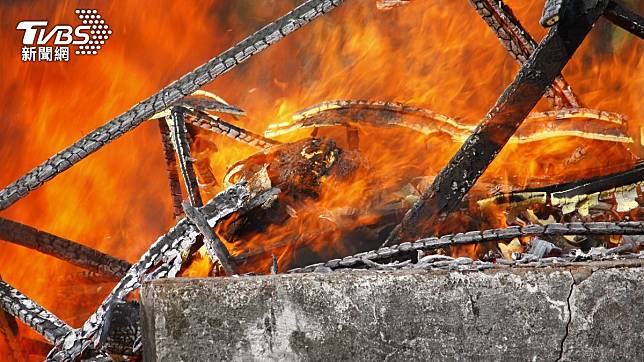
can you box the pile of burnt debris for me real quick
[0,0,642,361]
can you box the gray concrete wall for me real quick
[141,262,644,361]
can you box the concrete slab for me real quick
[141,262,644,361]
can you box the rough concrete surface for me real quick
[141,262,644,361]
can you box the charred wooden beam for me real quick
[46,184,279,361]
[178,91,246,117]
[386,0,610,245]
[185,108,280,149]
[0,0,344,211]
[479,162,643,211]
[527,107,627,125]
[604,1,644,39]
[0,218,131,279]
[272,100,631,144]
[158,119,184,220]
[169,107,204,207]
[291,221,644,273]
[193,155,218,191]
[98,301,140,356]
[511,162,642,198]
[468,0,580,107]
[0,279,72,345]
[0,274,22,361]
[541,0,564,27]
[182,202,237,275]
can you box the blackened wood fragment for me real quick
[386,0,610,245]
[604,1,644,39]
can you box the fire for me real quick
[0,0,641,360]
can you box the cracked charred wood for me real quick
[488,162,644,202]
[158,119,184,220]
[265,100,467,138]
[184,130,220,199]
[0,279,72,345]
[468,0,580,107]
[185,108,280,149]
[183,202,237,275]
[193,154,218,189]
[541,0,564,27]
[46,184,279,362]
[151,91,246,120]
[178,93,246,117]
[0,0,344,212]
[527,107,627,125]
[224,138,343,199]
[290,221,644,273]
[98,301,140,357]
[386,0,610,245]
[271,101,632,144]
[604,0,644,39]
[169,107,203,207]
[0,218,131,279]
[0,274,22,361]
[479,162,643,215]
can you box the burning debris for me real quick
[0,0,642,361]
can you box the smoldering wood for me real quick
[0,279,72,345]
[289,221,644,273]
[98,301,140,356]
[468,0,580,107]
[185,128,220,198]
[0,0,344,212]
[270,100,632,144]
[385,0,611,245]
[604,0,644,39]
[178,96,246,117]
[0,217,131,280]
[46,184,279,362]
[193,156,218,189]
[185,108,280,149]
[158,119,185,220]
[541,0,564,27]
[169,107,204,207]
[376,0,410,10]
[480,162,643,206]
[182,202,238,276]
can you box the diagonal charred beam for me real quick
[604,0,644,39]
[185,108,280,149]
[291,221,644,273]
[46,184,279,361]
[0,218,131,279]
[0,279,72,345]
[158,119,184,220]
[169,107,204,207]
[183,202,237,275]
[385,0,610,245]
[468,0,580,107]
[0,0,344,212]
[541,0,564,27]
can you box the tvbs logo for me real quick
[17,9,112,62]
